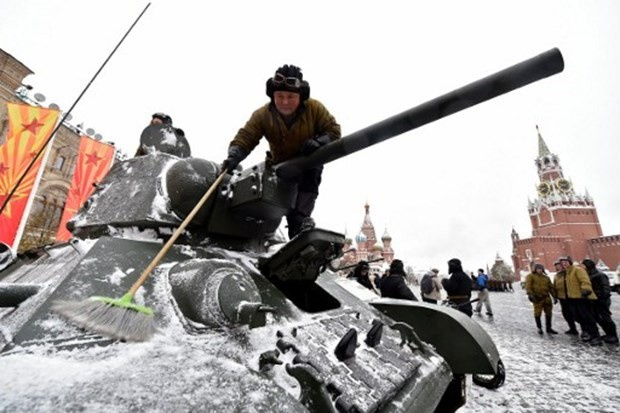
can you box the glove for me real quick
[221,156,240,173]
[301,135,332,156]
[580,289,591,298]
[527,294,535,303]
[221,145,247,173]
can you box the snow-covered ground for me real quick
[462,288,620,413]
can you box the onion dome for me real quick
[381,228,392,241]
[355,231,367,243]
[372,243,383,252]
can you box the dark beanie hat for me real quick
[390,259,404,274]
[448,258,463,274]
[534,263,545,271]
[581,259,596,271]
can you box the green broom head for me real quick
[52,292,156,342]
[92,293,154,315]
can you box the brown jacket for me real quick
[525,272,555,300]
[553,270,568,299]
[230,99,341,163]
[564,265,596,300]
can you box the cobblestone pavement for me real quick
[462,288,620,413]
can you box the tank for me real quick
[0,48,563,412]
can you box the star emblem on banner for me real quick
[0,163,9,176]
[0,187,25,218]
[21,118,45,135]
[85,151,102,166]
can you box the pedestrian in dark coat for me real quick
[347,261,378,293]
[442,258,473,317]
[582,259,618,344]
[380,260,417,301]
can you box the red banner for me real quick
[0,103,59,247]
[55,136,114,241]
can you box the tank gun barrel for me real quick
[276,48,564,179]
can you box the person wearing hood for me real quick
[441,258,473,316]
[221,64,341,239]
[380,259,417,301]
[582,259,618,344]
[347,261,378,294]
[525,263,558,335]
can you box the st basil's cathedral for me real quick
[339,202,395,273]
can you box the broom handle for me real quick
[128,171,227,296]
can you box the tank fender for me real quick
[371,299,500,375]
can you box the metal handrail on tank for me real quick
[275,48,564,180]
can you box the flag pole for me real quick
[0,2,151,217]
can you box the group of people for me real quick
[345,257,491,319]
[525,256,618,345]
[347,259,418,301]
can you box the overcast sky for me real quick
[1,0,619,273]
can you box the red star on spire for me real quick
[85,151,102,166]
[0,163,9,176]
[21,118,45,135]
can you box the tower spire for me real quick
[537,125,551,157]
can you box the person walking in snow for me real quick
[582,259,618,344]
[525,263,558,335]
[442,258,473,317]
[220,64,341,239]
[420,268,442,304]
[553,259,579,335]
[473,269,493,316]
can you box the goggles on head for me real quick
[273,72,302,89]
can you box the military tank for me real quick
[0,48,563,412]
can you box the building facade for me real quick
[511,126,620,278]
[339,202,395,274]
[0,47,113,252]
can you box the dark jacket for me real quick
[380,274,417,301]
[230,99,341,164]
[587,268,611,301]
[442,271,472,300]
[442,265,473,316]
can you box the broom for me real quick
[52,171,227,342]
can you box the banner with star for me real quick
[55,136,115,241]
[0,102,59,247]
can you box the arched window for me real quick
[54,155,66,171]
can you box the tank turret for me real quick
[0,49,562,412]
